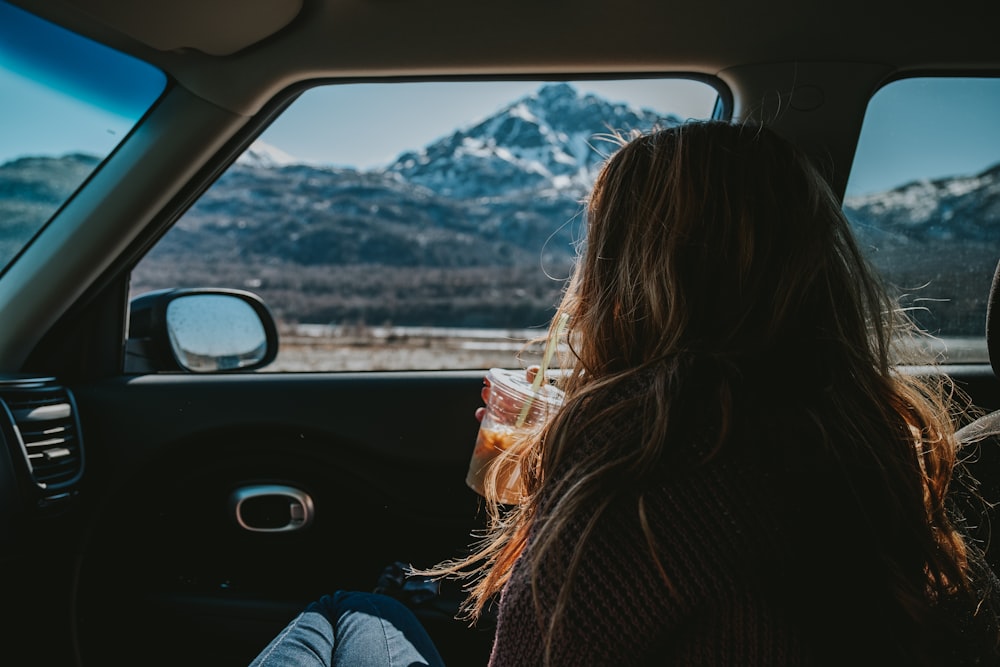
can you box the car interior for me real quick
[1,0,999,665]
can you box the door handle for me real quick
[229,484,314,532]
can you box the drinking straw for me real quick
[516,312,569,427]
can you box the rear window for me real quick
[132,78,721,371]
[844,77,1000,363]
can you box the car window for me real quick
[843,77,1000,364]
[0,0,167,276]
[131,78,720,372]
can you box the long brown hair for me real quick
[427,120,990,662]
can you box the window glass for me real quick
[844,77,1000,363]
[0,0,167,275]
[132,78,719,372]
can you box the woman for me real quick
[249,121,1000,665]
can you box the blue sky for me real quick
[257,79,719,170]
[845,77,1000,196]
[259,76,1000,197]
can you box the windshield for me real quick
[0,0,166,275]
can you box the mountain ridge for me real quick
[1,84,998,331]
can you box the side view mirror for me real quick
[126,288,279,373]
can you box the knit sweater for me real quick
[486,374,1000,666]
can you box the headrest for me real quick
[988,258,1000,377]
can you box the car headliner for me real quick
[11,0,1000,116]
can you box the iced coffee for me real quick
[466,367,564,504]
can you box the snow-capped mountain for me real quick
[384,82,681,199]
[237,140,300,168]
[844,163,1000,245]
[841,164,1000,336]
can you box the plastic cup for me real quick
[466,367,564,504]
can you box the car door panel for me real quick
[64,364,1000,666]
[71,371,495,667]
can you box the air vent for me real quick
[0,377,84,505]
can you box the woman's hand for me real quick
[475,366,539,423]
[474,378,489,423]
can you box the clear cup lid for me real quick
[488,367,565,405]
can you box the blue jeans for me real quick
[249,591,447,666]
